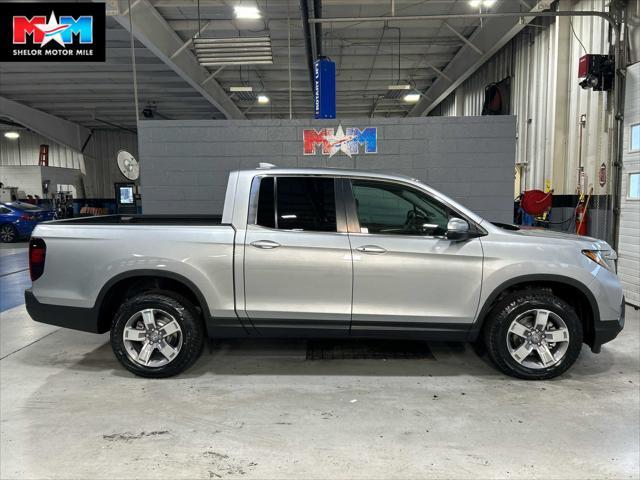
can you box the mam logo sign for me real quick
[0,3,105,62]
[303,125,377,158]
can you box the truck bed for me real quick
[48,214,225,226]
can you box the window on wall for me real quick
[629,173,640,200]
[631,124,640,152]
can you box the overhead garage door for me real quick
[618,62,640,307]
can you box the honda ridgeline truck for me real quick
[25,167,625,379]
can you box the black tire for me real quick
[110,292,205,378]
[0,224,17,243]
[483,290,583,380]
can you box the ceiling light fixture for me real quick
[469,0,495,6]
[403,93,421,103]
[385,84,413,99]
[257,95,270,104]
[234,5,261,19]
[4,131,20,139]
[194,36,273,66]
[387,84,411,91]
[230,86,253,92]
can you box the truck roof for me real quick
[235,167,418,183]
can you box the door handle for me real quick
[355,245,387,254]
[251,240,281,249]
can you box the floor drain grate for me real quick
[306,339,433,360]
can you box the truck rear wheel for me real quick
[110,292,204,378]
[483,290,583,380]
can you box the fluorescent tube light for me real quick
[234,6,261,19]
[403,93,421,103]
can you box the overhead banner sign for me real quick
[0,2,106,62]
[303,125,377,158]
[314,58,336,119]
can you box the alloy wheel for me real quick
[506,309,570,369]
[122,308,183,367]
[0,225,16,243]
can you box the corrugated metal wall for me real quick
[0,129,138,198]
[565,0,612,197]
[83,130,138,198]
[433,0,613,197]
[0,130,85,171]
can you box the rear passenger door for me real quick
[243,175,352,335]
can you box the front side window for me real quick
[255,176,337,232]
[351,180,454,236]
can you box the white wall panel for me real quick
[0,130,85,171]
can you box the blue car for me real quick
[0,202,56,243]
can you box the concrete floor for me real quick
[1,244,639,479]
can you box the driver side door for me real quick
[345,179,484,336]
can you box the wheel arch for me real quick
[95,270,212,334]
[470,274,599,348]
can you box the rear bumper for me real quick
[14,221,37,237]
[25,289,105,333]
[591,299,625,353]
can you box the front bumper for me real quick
[25,289,105,333]
[591,299,625,353]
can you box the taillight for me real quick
[29,237,46,281]
[20,214,34,221]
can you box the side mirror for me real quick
[446,217,470,241]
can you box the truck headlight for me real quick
[582,249,616,272]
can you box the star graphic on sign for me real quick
[35,12,71,47]
[326,124,356,158]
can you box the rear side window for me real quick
[0,207,11,214]
[254,176,337,232]
[277,177,336,231]
[256,177,275,228]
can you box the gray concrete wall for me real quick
[138,116,516,223]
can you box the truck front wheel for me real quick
[110,292,205,378]
[483,290,583,380]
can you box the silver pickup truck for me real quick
[25,167,625,379]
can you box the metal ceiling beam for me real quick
[109,0,244,119]
[306,11,616,29]
[443,22,483,55]
[405,8,618,116]
[0,96,92,153]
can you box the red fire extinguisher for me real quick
[575,187,592,236]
